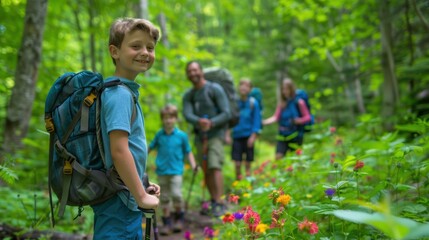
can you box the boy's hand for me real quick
[138,194,159,210]
[147,182,161,197]
[192,165,198,172]
[247,134,256,148]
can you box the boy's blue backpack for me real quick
[249,87,263,112]
[296,89,315,132]
[44,71,135,225]
[249,87,264,130]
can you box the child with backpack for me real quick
[225,78,262,180]
[148,104,197,236]
[90,18,161,239]
[263,78,312,160]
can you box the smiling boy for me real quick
[90,18,160,239]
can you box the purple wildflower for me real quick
[184,230,192,240]
[204,226,215,238]
[325,188,336,197]
[233,211,244,220]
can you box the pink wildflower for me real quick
[298,218,319,235]
[354,160,364,171]
[228,194,239,204]
[243,207,261,232]
[296,148,303,155]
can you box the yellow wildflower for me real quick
[256,223,270,233]
[276,194,291,206]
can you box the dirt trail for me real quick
[145,210,217,240]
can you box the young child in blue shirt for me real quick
[148,104,197,236]
[226,78,262,180]
[91,18,161,239]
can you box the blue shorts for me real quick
[91,194,143,240]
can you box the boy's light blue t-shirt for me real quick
[100,76,146,211]
[232,97,262,138]
[149,127,191,176]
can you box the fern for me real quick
[0,165,19,184]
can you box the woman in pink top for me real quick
[263,78,311,160]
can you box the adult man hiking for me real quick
[182,61,231,217]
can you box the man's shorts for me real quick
[157,175,183,209]
[231,137,254,162]
[195,136,224,170]
[91,194,142,240]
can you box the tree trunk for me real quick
[71,1,87,70]
[352,39,366,114]
[379,0,399,130]
[1,0,48,159]
[88,0,96,71]
[157,13,171,103]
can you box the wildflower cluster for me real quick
[298,218,319,235]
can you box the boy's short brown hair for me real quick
[109,18,160,65]
[160,104,178,119]
[239,78,253,88]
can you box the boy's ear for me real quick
[109,45,119,59]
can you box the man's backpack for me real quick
[203,67,240,127]
[296,89,315,132]
[44,71,134,225]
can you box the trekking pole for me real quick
[141,174,159,240]
[139,207,156,240]
[185,166,198,211]
[201,115,209,204]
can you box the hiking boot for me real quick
[160,216,172,236]
[172,211,184,233]
[200,201,211,215]
[212,203,227,217]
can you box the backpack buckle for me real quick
[84,92,97,107]
[63,160,73,174]
[45,117,55,133]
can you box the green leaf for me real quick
[332,210,422,239]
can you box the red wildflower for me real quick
[222,213,235,223]
[354,160,364,171]
[296,148,303,156]
[298,218,319,235]
[286,165,293,172]
[330,127,336,133]
[330,152,336,157]
[243,207,261,232]
[228,194,239,204]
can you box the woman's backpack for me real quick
[44,71,135,225]
[296,89,315,132]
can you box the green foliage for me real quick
[1,0,429,238]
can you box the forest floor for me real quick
[153,209,217,240]
[0,208,217,240]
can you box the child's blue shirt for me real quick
[100,76,146,212]
[232,97,262,138]
[149,127,191,176]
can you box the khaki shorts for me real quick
[157,175,183,209]
[195,137,224,170]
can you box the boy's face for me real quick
[162,114,177,129]
[239,82,251,96]
[110,30,155,79]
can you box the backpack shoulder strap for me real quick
[249,97,256,110]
